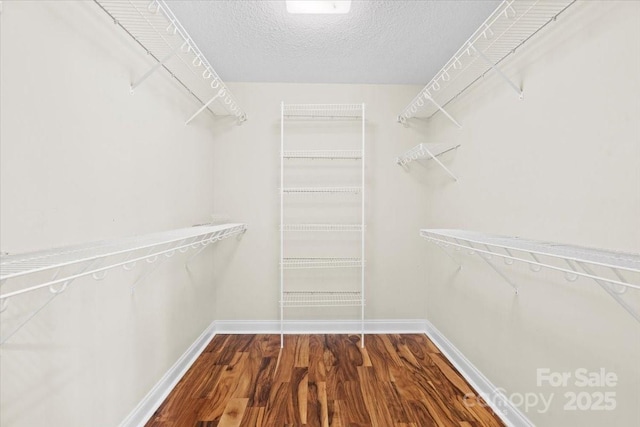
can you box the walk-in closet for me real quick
[1,1,638,426]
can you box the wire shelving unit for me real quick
[420,229,640,322]
[398,0,576,127]
[282,257,363,270]
[0,223,246,300]
[282,187,361,194]
[281,103,366,347]
[0,223,247,344]
[94,0,246,125]
[396,142,461,180]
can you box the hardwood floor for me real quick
[146,334,504,427]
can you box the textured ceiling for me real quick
[165,1,501,85]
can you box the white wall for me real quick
[1,2,243,426]
[417,2,640,426]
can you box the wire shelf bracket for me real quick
[422,94,461,128]
[474,45,523,99]
[94,0,247,125]
[397,0,576,126]
[420,229,640,322]
[130,44,181,93]
[185,91,223,125]
[397,143,461,181]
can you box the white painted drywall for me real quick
[417,2,640,426]
[0,2,240,426]
[165,0,500,84]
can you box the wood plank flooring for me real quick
[146,334,504,427]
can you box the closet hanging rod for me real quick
[94,0,246,124]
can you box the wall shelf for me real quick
[282,187,361,194]
[284,150,363,160]
[282,257,363,270]
[420,229,640,322]
[283,104,363,120]
[396,142,461,180]
[0,223,247,344]
[282,291,363,308]
[95,0,246,124]
[0,224,247,301]
[398,0,575,127]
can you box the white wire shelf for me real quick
[282,187,361,194]
[283,104,363,120]
[396,142,461,180]
[398,0,575,126]
[95,0,246,124]
[283,150,363,160]
[282,224,364,232]
[421,228,640,322]
[282,291,363,307]
[397,143,461,166]
[281,257,363,269]
[0,223,247,301]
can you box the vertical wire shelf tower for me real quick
[280,103,366,348]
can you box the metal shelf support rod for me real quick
[481,256,519,294]
[476,244,518,294]
[576,262,640,323]
[422,145,459,181]
[1,258,101,345]
[434,244,462,270]
[130,45,181,93]
[185,91,222,125]
[425,94,462,128]
[474,46,523,99]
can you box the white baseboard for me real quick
[213,319,427,334]
[119,320,217,427]
[424,319,533,427]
